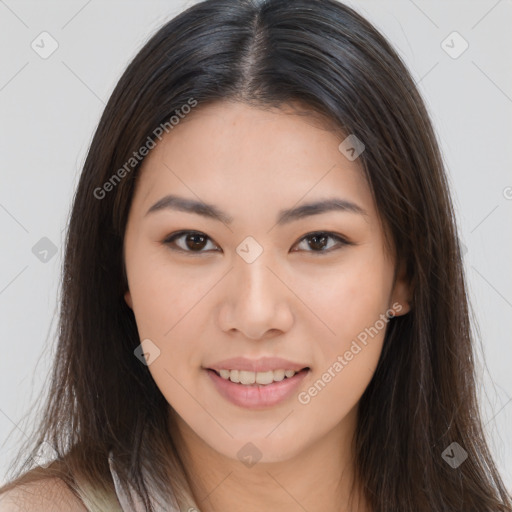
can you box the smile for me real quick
[205,367,310,409]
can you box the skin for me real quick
[123,100,411,512]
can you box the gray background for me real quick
[1,0,511,490]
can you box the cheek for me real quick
[302,254,393,342]
[127,258,209,416]
[127,246,210,338]
[298,256,392,401]
[126,248,218,389]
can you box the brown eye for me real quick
[163,230,351,255]
[164,231,219,253]
[306,233,329,251]
[293,232,350,254]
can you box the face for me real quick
[123,100,410,464]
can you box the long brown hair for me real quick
[1,0,511,510]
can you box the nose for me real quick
[216,249,294,340]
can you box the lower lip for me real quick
[205,368,309,409]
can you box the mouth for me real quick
[207,367,310,386]
[204,366,311,409]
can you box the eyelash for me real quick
[162,230,352,255]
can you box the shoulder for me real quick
[0,476,87,512]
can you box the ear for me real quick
[389,262,412,316]
[124,289,133,309]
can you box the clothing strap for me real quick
[107,451,179,512]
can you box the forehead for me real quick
[132,101,374,221]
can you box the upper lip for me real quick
[206,356,310,373]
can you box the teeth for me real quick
[217,368,300,385]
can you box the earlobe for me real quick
[390,297,411,317]
[390,263,412,316]
[124,290,133,309]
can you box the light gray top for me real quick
[108,451,180,512]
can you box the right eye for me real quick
[163,231,221,254]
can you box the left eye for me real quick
[293,232,350,253]
[163,230,350,254]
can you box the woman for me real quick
[1,0,510,510]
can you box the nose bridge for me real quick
[221,237,293,339]
[235,238,280,304]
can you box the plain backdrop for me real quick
[1,0,511,490]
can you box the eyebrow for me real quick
[145,194,368,225]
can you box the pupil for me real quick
[309,234,327,251]
[186,233,207,251]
